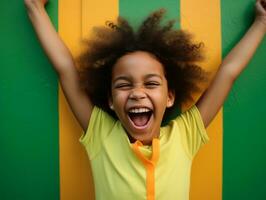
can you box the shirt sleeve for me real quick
[79,106,116,159]
[175,105,209,159]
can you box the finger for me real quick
[256,0,266,13]
[262,0,266,10]
[42,0,48,5]
[258,0,266,8]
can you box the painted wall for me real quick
[0,0,265,199]
[0,1,59,199]
[222,1,266,199]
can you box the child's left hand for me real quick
[255,0,266,30]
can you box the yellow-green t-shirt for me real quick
[80,105,209,200]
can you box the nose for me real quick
[129,87,146,100]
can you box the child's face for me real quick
[109,51,175,144]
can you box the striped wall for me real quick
[0,0,265,199]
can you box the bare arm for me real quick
[196,0,266,127]
[24,0,93,131]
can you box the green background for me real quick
[222,0,266,199]
[0,0,266,199]
[0,1,59,199]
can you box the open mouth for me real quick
[128,107,153,128]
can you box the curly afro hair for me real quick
[76,9,208,123]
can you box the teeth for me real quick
[128,108,150,113]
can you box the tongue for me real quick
[130,113,150,127]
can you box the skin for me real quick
[109,51,175,144]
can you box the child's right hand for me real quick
[255,0,266,31]
[24,0,48,11]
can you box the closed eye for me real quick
[114,83,132,89]
[145,82,160,88]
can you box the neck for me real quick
[126,131,159,145]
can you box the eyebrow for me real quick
[113,74,163,83]
[145,74,163,80]
[113,76,130,83]
[112,74,163,83]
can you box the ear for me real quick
[166,90,175,108]
[108,97,114,110]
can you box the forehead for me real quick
[112,51,165,79]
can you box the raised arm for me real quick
[24,0,93,132]
[196,0,266,127]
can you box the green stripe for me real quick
[222,0,266,199]
[0,1,59,200]
[119,0,180,29]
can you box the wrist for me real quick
[254,17,266,34]
[24,0,46,14]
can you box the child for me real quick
[24,0,266,199]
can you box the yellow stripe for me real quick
[81,0,118,39]
[59,0,118,199]
[180,0,223,199]
[59,1,94,199]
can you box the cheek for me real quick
[152,87,169,102]
[112,91,128,106]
